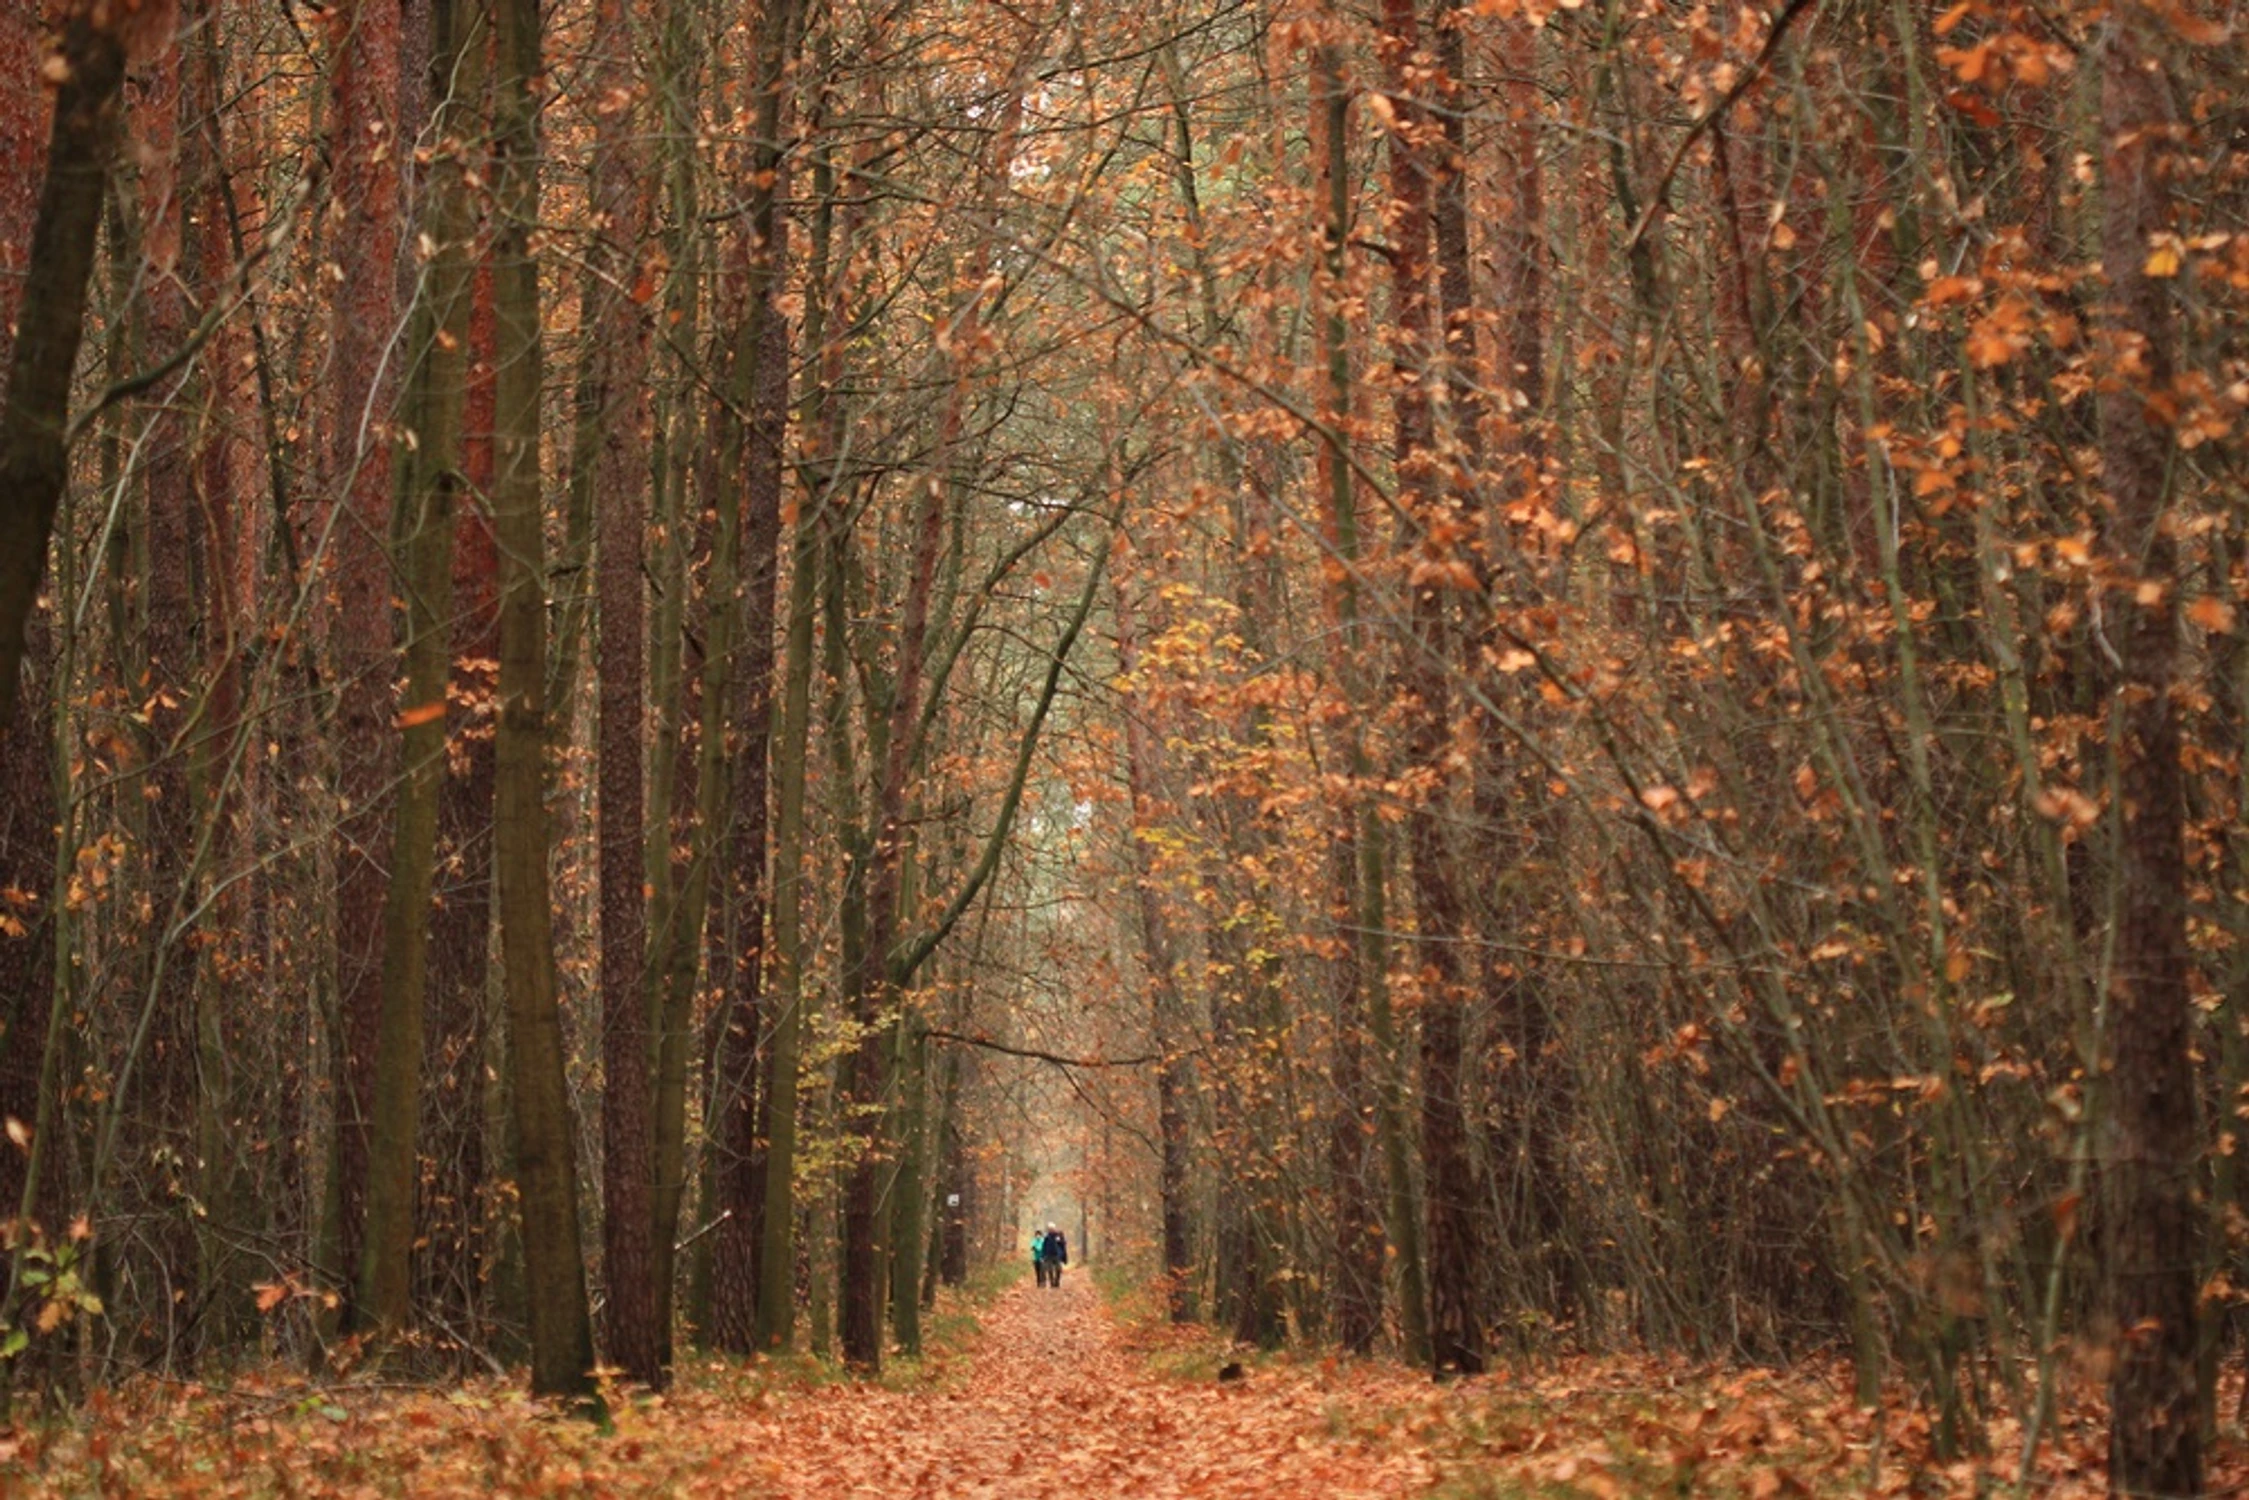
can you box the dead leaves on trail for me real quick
[7,1286,2246,1497]
[732,1280,1437,1498]
[0,1282,1436,1499]
[1363,1353,2249,1500]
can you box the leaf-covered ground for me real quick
[4,1279,2245,1496]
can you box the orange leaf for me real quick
[396,701,446,730]
[2187,595,2237,634]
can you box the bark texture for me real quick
[492,0,595,1399]
[2099,8,2200,1495]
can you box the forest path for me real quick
[725,1276,1442,1498]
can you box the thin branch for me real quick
[1624,0,1822,254]
[925,1029,1162,1070]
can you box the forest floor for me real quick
[3,1275,2246,1497]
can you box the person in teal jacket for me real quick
[1030,1227,1049,1287]
[1038,1223,1067,1288]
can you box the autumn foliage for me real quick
[3,0,2248,1493]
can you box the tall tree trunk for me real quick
[491,0,595,1400]
[0,6,127,729]
[418,258,499,1364]
[321,0,405,1331]
[1112,567,1196,1323]
[644,0,709,1364]
[581,0,662,1388]
[0,0,55,1259]
[709,302,791,1354]
[1310,34,1389,1358]
[1162,40,1283,1353]
[362,0,481,1340]
[707,0,803,1355]
[183,0,261,1357]
[888,1014,930,1354]
[758,65,847,1346]
[2099,7,2199,1494]
[133,12,211,1370]
[1380,0,1483,1380]
[839,459,948,1373]
[754,469,817,1352]
[0,10,124,1379]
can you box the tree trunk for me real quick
[1112,567,1196,1324]
[644,0,709,1365]
[888,1016,930,1354]
[0,0,54,1262]
[709,300,792,1355]
[839,462,948,1372]
[491,0,595,1400]
[2099,7,2200,1494]
[582,0,661,1388]
[134,13,213,1369]
[320,0,405,1331]
[1309,35,1388,1358]
[418,258,500,1365]
[0,7,127,729]
[758,73,845,1346]
[707,0,803,1355]
[362,0,481,1340]
[1380,0,1483,1380]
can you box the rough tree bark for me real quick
[0,0,60,1284]
[132,8,212,1368]
[708,305,791,1354]
[759,59,854,1347]
[361,0,481,1340]
[707,0,803,1356]
[320,0,404,1331]
[582,0,661,1387]
[491,0,595,1400]
[2098,6,2200,1494]
[1309,31,1390,1358]
[1379,0,1483,1380]
[0,5,128,728]
[1112,565,1196,1324]
[415,255,499,1362]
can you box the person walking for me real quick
[1038,1222,1067,1288]
[1031,1226,1050,1287]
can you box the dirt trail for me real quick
[723,1277,1440,1498]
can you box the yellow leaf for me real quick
[2144,244,2182,278]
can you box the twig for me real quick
[1624,0,1822,254]
[674,1209,732,1253]
[924,1028,1163,1070]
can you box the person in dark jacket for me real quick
[1038,1222,1067,1287]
